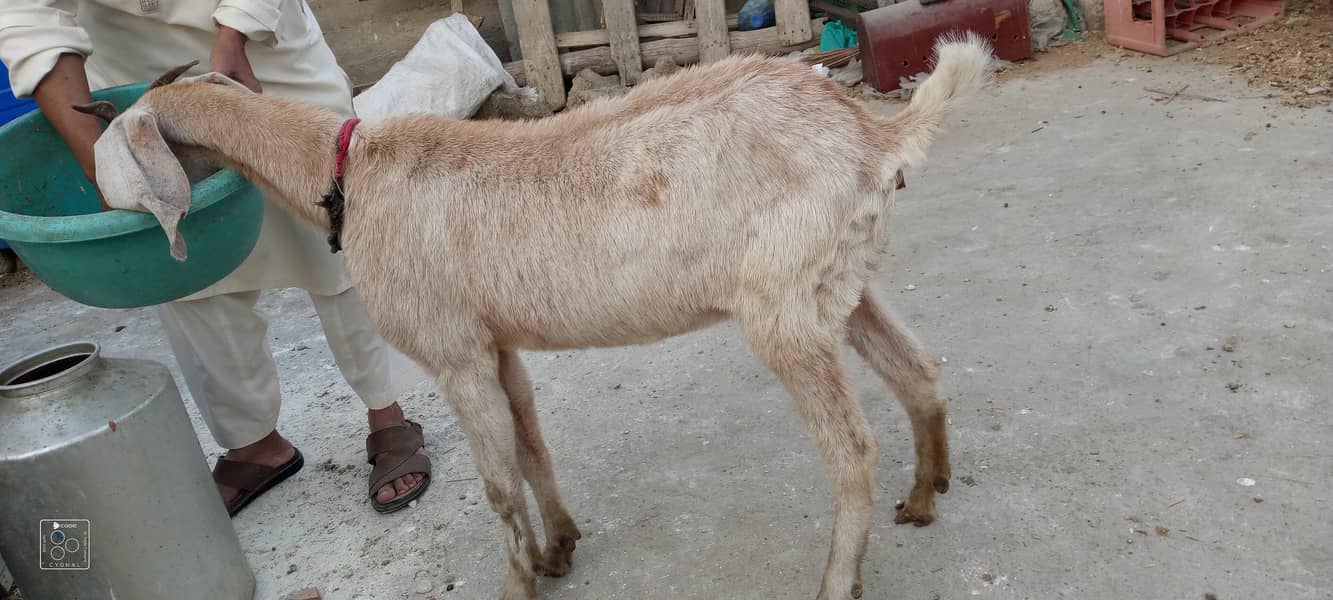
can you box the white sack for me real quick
[352,13,534,119]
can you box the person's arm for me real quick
[0,0,104,205]
[32,53,106,205]
[210,25,262,93]
[211,0,287,93]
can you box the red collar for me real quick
[333,117,361,179]
[317,118,361,254]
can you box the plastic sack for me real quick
[737,0,776,31]
[352,13,532,119]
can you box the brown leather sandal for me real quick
[366,420,432,513]
[212,448,305,517]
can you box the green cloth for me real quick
[819,20,858,52]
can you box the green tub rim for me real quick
[0,82,249,245]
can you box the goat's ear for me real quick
[179,71,254,93]
[93,109,192,261]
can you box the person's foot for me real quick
[215,430,296,507]
[368,403,428,505]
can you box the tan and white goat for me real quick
[83,34,993,599]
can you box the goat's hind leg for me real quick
[847,289,950,526]
[740,315,879,600]
[439,351,543,600]
[499,350,583,577]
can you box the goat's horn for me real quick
[148,60,200,89]
[71,100,121,123]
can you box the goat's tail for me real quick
[875,31,994,179]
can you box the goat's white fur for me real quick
[94,33,993,600]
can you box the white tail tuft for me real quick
[879,31,996,175]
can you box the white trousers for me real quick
[157,287,397,449]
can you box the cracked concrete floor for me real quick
[3,42,1331,600]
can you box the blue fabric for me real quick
[1,61,39,127]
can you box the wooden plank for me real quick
[602,0,643,84]
[775,0,813,44]
[498,0,523,60]
[695,0,730,63]
[505,17,828,84]
[512,0,566,109]
[555,15,739,48]
[638,12,686,21]
[809,0,858,23]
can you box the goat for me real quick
[80,34,992,599]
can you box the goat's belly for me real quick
[491,302,729,352]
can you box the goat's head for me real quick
[69,62,253,261]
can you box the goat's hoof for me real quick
[540,550,573,578]
[499,576,538,600]
[933,476,950,494]
[893,505,935,527]
[850,583,864,598]
[540,536,578,577]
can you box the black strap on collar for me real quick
[316,184,345,254]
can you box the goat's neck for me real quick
[150,85,345,229]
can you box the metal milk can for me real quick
[0,341,255,600]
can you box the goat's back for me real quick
[343,55,904,355]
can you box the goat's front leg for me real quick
[499,350,583,576]
[439,353,542,600]
[741,319,879,600]
[848,290,950,526]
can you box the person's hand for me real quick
[210,26,262,93]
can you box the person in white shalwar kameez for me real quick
[0,0,433,515]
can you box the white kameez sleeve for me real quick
[211,0,284,45]
[0,0,93,98]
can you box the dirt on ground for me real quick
[1189,0,1333,107]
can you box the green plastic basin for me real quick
[0,82,263,308]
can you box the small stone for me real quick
[1305,86,1329,95]
[640,57,680,82]
[1044,304,1056,312]
[1237,477,1256,487]
[408,499,419,509]
[1253,497,1264,504]
[1222,343,1235,353]
[905,284,917,291]
[567,69,629,109]
[286,587,322,600]
[415,580,434,594]
[472,89,555,121]
[287,564,298,575]
[980,573,994,583]
[1283,323,1296,329]
[114,325,127,332]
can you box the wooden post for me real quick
[775,0,813,44]
[603,0,643,84]
[512,0,566,109]
[695,0,730,63]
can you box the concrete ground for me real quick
[3,42,1332,600]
